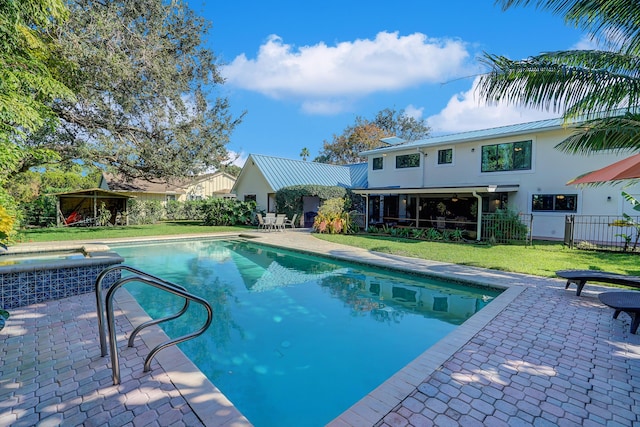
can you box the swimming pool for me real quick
[112,238,501,427]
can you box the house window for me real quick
[396,153,420,169]
[438,148,453,165]
[532,194,577,212]
[372,157,383,170]
[244,194,257,202]
[166,195,176,202]
[481,140,532,172]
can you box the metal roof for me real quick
[248,154,368,190]
[353,184,520,195]
[361,116,572,155]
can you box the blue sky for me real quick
[190,0,591,166]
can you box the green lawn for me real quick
[16,224,640,279]
[17,221,251,242]
[314,234,640,278]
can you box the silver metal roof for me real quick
[249,154,368,190]
[361,116,572,155]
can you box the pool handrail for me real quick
[95,265,190,357]
[94,265,213,385]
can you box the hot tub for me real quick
[0,244,124,309]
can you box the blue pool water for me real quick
[112,239,501,427]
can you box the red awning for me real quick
[568,153,640,185]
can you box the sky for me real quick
[189,0,592,166]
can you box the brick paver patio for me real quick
[1,230,639,426]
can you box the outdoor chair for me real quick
[271,215,286,232]
[284,214,298,229]
[256,213,268,231]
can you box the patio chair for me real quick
[256,213,268,231]
[284,214,298,229]
[271,215,286,232]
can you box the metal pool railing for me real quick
[94,265,213,385]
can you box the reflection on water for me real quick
[113,239,501,427]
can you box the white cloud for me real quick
[571,34,600,51]
[403,104,424,120]
[426,77,559,134]
[301,99,353,115]
[222,31,471,112]
[228,150,248,167]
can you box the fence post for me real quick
[564,215,574,249]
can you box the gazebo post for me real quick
[56,198,62,227]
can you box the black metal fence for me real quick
[481,213,532,244]
[564,214,640,252]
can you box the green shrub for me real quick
[21,194,57,227]
[313,197,353,234]
[275,185,362,220]
[482,208,528,243]
[127,199,163,224]
[200,198,256,226]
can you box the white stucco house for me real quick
[356,116,640,240]
[233,116,640,241]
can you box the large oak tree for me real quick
[0,0,73,183]
[23,0,243,182]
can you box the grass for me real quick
[313,234,640,278]
[16,221,251,243]
[15,224,640,280]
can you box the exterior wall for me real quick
[179,173,236,201]
[232,163,273,212]
[367,127,640,239]
[369,149,425,188]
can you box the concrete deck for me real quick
[1,229,639,426]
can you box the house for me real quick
[100,171,237,204]
[356,116,640,240]
[232,154,368,224]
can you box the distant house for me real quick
[100,171,237,204]
[232,154,368,224]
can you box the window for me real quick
[481,140,532,172]
[438,148,453,165]
[532,194,577,212]
[166,194,176,202]
[372,157,383,170]
[396,153,420,169]
[244,194,257,202]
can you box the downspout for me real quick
[472,191,482,241]
[364,194,369,230]
[418,148,426,187]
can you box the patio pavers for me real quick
[1,230,640,426]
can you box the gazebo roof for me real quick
[51,188,133,199]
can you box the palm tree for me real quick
[300,147,310,161]
[478,0,640,156]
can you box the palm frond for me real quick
[496,0,640,55]
[478,51,640,117]
[556,113,640,154]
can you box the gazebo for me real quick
[54,188,132,227]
